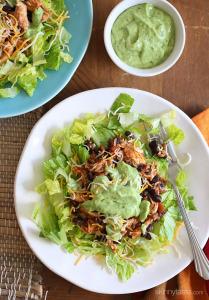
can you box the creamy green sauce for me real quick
[82,162,142,219]
[111,3,175,68]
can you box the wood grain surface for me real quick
[40,1,209,299]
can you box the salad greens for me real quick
[0,0,72,98]
[34,93,196,280]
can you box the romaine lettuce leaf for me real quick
[43,153,68,179]
[92,125,115,147]
[118,112,138,128]
[67,113,107,145]
[0,61,14,76]
[32,33,46,66]
[52,0,65,14]
[71,145,90,163]
[167,124,185,145]
[18,72,38,96]
[105,248,135,281]
[161,110,176,127]
[46,41,61,70]
[176,169,197,210]
[110,93,134,114]
[41,0,66,14]
[153,211,176,242]
[32,7,44,27]
[0,87,19,98]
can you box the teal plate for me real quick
[0,0,93,118]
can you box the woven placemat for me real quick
[0,109,44,300]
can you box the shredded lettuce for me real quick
[0,0,72,98]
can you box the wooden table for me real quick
[41,1,209,299]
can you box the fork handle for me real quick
[172,184,209,280]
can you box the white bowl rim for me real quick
[104,0,186,77]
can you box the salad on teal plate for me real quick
[0,0,93,118]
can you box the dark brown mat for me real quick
[0,109,44,299]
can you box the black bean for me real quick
[125,131,131,137]
[73,216,84,225]
[141,190,149,199]
[151,175,160,184]
[143,232,152,240]
[125,131,135,139]
[137,164,145,171]
[160,183,165,189]
[84,139,96,150]
[115,137,122,144]
[88,172,94,181]
[70,199,79,208]
[148,188,155,195]
[3,4,15,12]
[152,194,162,202]
[107,174,113,181]
[27,11,33,22]
[96,235,106,242]
[148,188,161,202]
[149,139,160,155]
[146,224,153,232]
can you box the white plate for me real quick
[14,88,209,294]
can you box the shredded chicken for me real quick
[79,207,101,218]
[14,2,29,31]
[121,217,138,234]
[42,7,50,22]
[72,207,105,235]
[25,0,42,12]
[70,191,91,203]
[123,143,146,167]
[153,181,166,195]
[150,201,159,215]
[140,163,157,181]
[108,137,146,167]
[121,217,141,239]
[128,228,142,238]
[0,41,14,64]
[158,202,166,215]
[81,220,103,235]
[25,0,51,22]
[72,166,89,188]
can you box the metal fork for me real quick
[157,122,209,280]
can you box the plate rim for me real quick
[14,87,209,294]
[0,0,93,118]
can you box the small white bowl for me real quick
[104,0,186,77]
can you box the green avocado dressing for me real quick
[82,161,142,219]
[111,3,175,68]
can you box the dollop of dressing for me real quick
[111,3,175,68]
[82,161,142,219]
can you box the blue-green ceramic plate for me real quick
[0,0,93,118]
